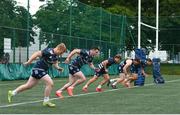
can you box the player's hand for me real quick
[23,61,30,66]
[58,68,64,72]
[144,73,148,77]
[64,58,70,64]
[142,73,148,77]
[105,69,108,73]
[95,68,100,72]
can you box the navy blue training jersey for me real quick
[34,48,59,71]
[141,60,147,68]
[119,60,127,70]
[71,49,93,68]
[106,57,116,68]
[118,59,139,73]
[98,57,115,69]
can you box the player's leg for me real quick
[107,77,119,87]
[56,64,78,97]
[56,74,76,98]
[130,73,138,81]
[8,76,39,103]
[111,73,125,88]
[66,71,86,96]
[122,74,132,88]
[41,74,55,107]
[124,73,138,88]
[96,74,110,92]
[82,75,98,92]
[83,68,101,92]
[110,65,125,88]
[70,71,86,87]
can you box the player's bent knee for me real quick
[51,83,54,87]
[105,77,110,81]
[50,82,54,87]
[47,82,54,87]
[131,76,137,80]
[94,77,98,80]
[82,77,86,82]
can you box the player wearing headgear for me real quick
[82,54,121,92]
[56,47,100,98]
[8,43,67,107]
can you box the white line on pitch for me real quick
[0,79,180,108]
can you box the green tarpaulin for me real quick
[0,64,119,81]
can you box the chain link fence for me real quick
[0,1,179,64]
[0,1,127,63]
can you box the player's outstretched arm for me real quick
[65,49,81,63]
[89,62,96,70]
[53,61,64,72]
[24,51,42,66]
[141,68,148,77]
[102,60,108,72]
[123,60,132,75]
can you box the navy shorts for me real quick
[95,68,107,77]
[31,68,47,79]
[118,65,124,73]
[130,65,139,74]
[68,64,80,75]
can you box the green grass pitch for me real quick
[0,75,180,114]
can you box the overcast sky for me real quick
[15,0,46,15]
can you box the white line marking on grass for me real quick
[0,78,180,108]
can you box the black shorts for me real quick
[95,68,108,77]
[130,65,139,74]
[118,65,139,74]
[118,65,124,73]
[68,64,80,75]
[31,68,47,79]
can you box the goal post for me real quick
[136,0,165,85]
[138,0,159,52]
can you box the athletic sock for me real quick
[44,97,49,102]
[12,90,17,96]
[56,90,62,93]
[112,82,117,86]
[110,79,116,83]
[97,85,101,89]
[69,86,74,89]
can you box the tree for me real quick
[0,0,35,58]
[34,0,123,50]
[79,0,180,53]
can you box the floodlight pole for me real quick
[138,0,141,49]
[26,0,45,61]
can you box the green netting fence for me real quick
[0,1,127,64]
[0,0,180,80]
[0,1,126,80]
[0,64,119,81]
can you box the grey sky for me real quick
[15,0,46,15]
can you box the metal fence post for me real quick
[69,1,72,50]
[99,7,102,46]
[26,0,30,61]
[120,16,125,51]
[13,29,16,63]
[110,13,112,43]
